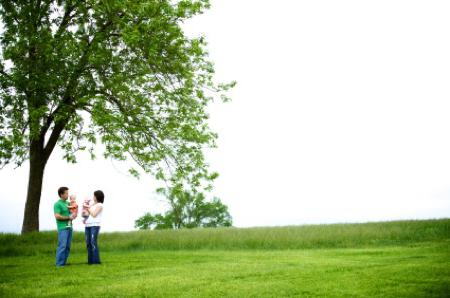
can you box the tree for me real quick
[0,0,234,233]
[135,184,232,230]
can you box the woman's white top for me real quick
[85,203,103,227]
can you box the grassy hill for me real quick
[0,219,449,297]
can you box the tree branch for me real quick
[1,1,21,25]
[42,18,115,141]
[53,3,78,40]
[42,119,66,162]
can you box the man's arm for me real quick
[55,213,75,220]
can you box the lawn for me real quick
[0,219,449,297]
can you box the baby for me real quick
[67,194,78,227]
[82,197,92,224]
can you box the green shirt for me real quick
[54,199,71,230]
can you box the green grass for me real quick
[0,219,449,297]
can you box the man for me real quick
[54,186,77,267]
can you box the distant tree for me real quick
[135,184,232,230]
[0,1,234,233]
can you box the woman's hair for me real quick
[58,186,68,198]
[94,190,104,203]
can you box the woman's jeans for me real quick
[85,226,101,264]
[56,228,73,266]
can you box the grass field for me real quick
[0,219,449,297]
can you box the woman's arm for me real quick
[88,205,103,217]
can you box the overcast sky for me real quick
[1,0,449,233]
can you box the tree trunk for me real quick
[21,139,47,234]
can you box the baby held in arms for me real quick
[67,195,78,227]
[82,197,92,224]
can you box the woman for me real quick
[84,190,104,265]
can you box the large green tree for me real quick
[0,0,234,233]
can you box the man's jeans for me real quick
[85,226,101,264]
[56,228,73,266]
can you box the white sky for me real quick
[1,0,449,233]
